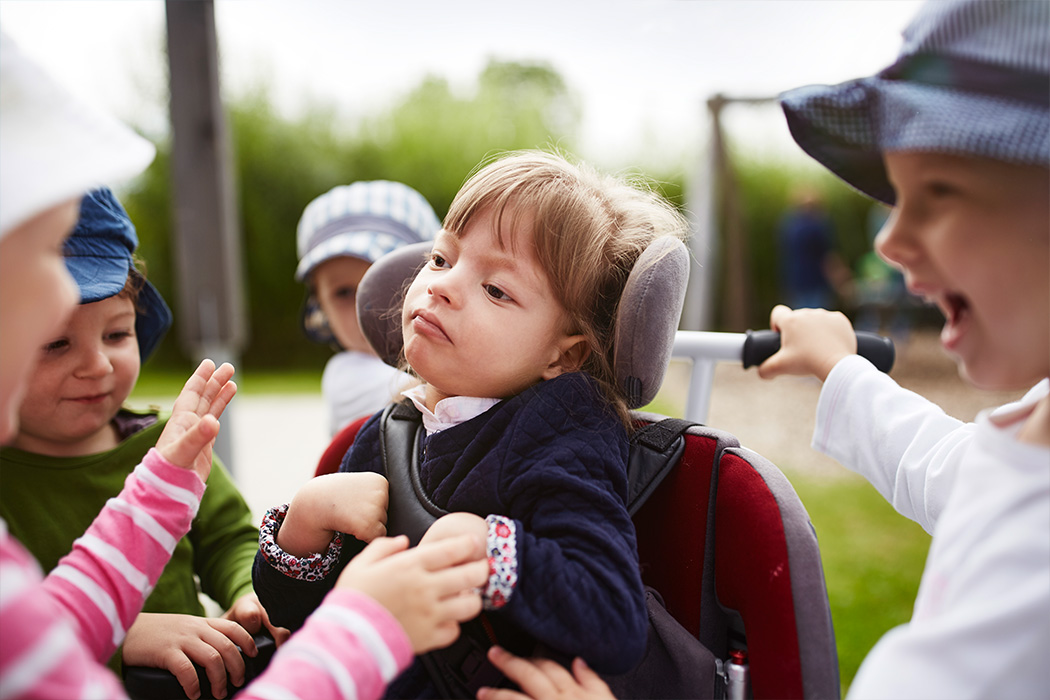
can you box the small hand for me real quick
[221,592,291,648]
[278,472,389,557]
[757,305,857,382]
[477,647,615,700]
[336,533,489,654]
[420,512,488,547]
[155,360,237,481]
[123,612,255,700]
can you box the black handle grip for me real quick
[742,330,895,373]
[123,633,276,699]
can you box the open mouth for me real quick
[938,291,971,349]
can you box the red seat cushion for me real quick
[632,432,718,638]
[715,451,803,699]
[315,415,370,477]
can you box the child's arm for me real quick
[0,361,235,697]
[758,306,970,532]
[239,534,488,700]
[278,472,389,557]
[251,471,388,631]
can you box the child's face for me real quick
[402,212,584,408]
[312,256,374,354]
[12,294,141,457]
[0,199,81,444]
[877,152,1050,390]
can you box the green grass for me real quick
[786,469,931,695]
[131,368,323,403]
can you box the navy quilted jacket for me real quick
[254,371,647,675]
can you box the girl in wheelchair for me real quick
[253,150,689,697]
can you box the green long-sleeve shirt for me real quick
[0,408,259,671]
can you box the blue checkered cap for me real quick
[295,180,440,281]
[780,0,1049,204]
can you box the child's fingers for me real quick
[769,303,792,331]
[482,646,560,699]
[172,360,217,414]
[436,588,484,623]
[195,362,236,416]
[413,532,486,571]
[160,415,220,469]
[429,558,490,599]
[353,535,410,566]
[571,657,610,693]
[208,380,238,420]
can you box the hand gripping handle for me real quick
[742,330,895,373]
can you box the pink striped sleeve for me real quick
[240,589,414,700]
[0,528,129,700]
[40,448,206,661]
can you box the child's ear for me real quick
[542,334,591,380]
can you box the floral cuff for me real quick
[484,515,518,610]
[259,504,344,582]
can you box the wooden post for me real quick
[165,0,245,471]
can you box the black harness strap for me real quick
[378,404,709,698]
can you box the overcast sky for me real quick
[1,0,924,168]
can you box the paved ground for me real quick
[157,329,1025,523]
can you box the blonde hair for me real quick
[443,150,688,426]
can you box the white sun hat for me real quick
[0,31,155,236]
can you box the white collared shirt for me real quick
[401,384,500,436]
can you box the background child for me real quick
[762,0,1049,697]
[0,186,279,695]
[254,150,689,696]
[0,30,487,700]
[296,180,440,434]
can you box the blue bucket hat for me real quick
[295,180,440,344]
[780,0,1049,205]
[64,188,173,361]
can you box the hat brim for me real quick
[0,34,155,235]
[135,281,173,363]
[780,77,1050,205]
[65,252,172,362]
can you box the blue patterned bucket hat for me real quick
[780,0,1049,205]
[295,180,440,281]
[64,188,173,362]
[295,180,440,344]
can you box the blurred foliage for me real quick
[122,57,892,372]
[714,147,883,330]
[123,58,688,371]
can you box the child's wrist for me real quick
[261,504,344,581]
[483,515,518,610]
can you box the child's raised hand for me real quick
[155,359,237,482]
[757,305,857,382]
[221,592,291,648]
[122,612,256,700]
[335,533,489,654]
[278,472,389,557]
[477,647,615,700]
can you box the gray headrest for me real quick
[356,237,690,408]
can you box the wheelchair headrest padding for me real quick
[356,237,690,409]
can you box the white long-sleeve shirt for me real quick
[814,356,1050,699]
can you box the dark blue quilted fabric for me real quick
[254,372,647,684]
